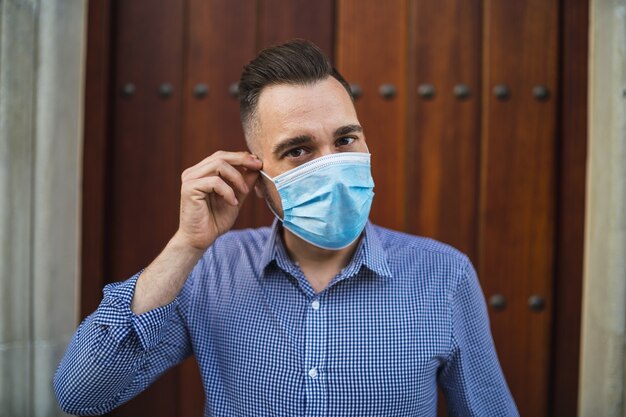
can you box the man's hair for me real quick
[238,39,353,144]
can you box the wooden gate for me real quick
[82,1,588,415]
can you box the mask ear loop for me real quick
[259,170,283,221]
[259,170,273,182]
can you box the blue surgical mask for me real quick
[260,152,374,250]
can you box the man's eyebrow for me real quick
[272,135,313,157]
[271,125,363,157]
[334,124,363,137]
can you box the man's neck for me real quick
[282,228,360,293]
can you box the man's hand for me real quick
[174,151,263,251]
[131,150,262,315]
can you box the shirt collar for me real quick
[259,220,393,279]
[358,222,393,278]
[259,218,283,271]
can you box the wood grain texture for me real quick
[258,0,335,57]
[108,0,184,279]
[549,0,588,415]
[108,0,185,416]
[407,4,482,414]
[480,1,559,415]
[81,0,111,318]
[336,0,408,231]
[407,0,482,263]
[182,0,258,232]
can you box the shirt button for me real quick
[308,368,318,379]
[311,300,320,310]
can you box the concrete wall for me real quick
[579,0,626,416]
[0,0,86,415]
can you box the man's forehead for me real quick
[247,77,358,155]
[256,79,356,122]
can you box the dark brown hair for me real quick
[238,39,353,135]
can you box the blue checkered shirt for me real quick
[54,222,518,416]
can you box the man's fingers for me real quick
[184,176,238,206]
[197,159,250,195]
[240,167,261,192]
[180,150,263,210]
[182,151,262,182]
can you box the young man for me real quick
[55,40,518,416]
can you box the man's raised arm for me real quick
[53,151,262,414]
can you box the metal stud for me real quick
[493,84,510,100]
[528,295,545,312]
[379,84,397,100]
[158,83,174,98]
[349,84,362,100]
[121,83,136,98]
[532,85,550,101]
[229,82,239,98]
[453,84,471,100]
[489,294,507,311]
[418,84,436,100]
[193,83,209,99]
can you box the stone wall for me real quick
[0,0,86,415]
[579,0,626,415]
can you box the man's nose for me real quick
[318,143,337,157]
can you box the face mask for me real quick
[260,152,374,250]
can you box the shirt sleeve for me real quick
[53,271,193,415]
[438,259,519,416]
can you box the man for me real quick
[55,40,518,416]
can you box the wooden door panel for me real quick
[336,0,408,231]
[551,0,588,415]
[108,1,185,416]
[109,0,185,279]
[480,1,559,415]
[81,0,111,318]
[259,0,335,56]
[407,0,482,263]
[82,1,586,415]
[182,0,258,232]
[407,2,482,415]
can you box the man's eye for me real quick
[336,136,356,147]
[285,148,306,158]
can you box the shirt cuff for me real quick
[94,272,179,350]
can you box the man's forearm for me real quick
[55,274,191,414]
[131,233,205,314]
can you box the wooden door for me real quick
[82,1,587,416]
